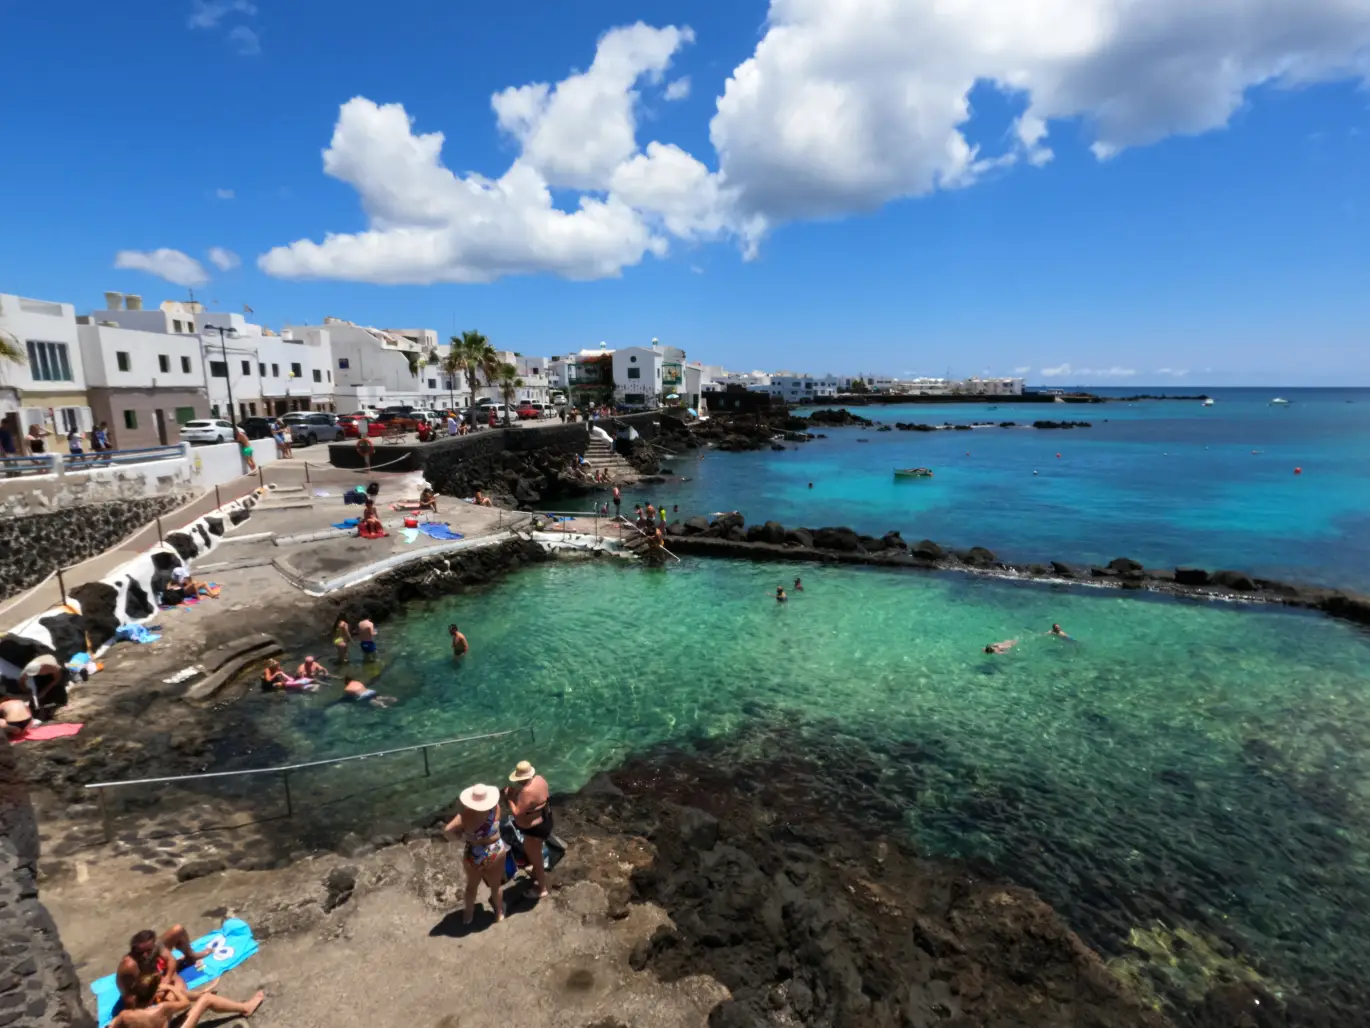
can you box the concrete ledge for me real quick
[185,633,284,702]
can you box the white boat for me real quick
[1270,397,1290,406]
[1202,398,1215,406]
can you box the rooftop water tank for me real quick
[104,291,123,310]
[126,294,143,311]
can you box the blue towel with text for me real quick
[416,523,463,541]
[91,919,259,1026]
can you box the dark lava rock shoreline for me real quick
[554,725,1344,1027]
[662,513,1370,629]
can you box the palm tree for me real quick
[443,330,499,428]
[0,330,25,370]
[496,363,523,427]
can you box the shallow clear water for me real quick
[624,387,1370,588]
[248,557,1370,1001]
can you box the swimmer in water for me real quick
[984,639,1018,654]
[343,680,396,707]
[1048,623,1071,640]
[793,577,803,592]
[297,655,330,680]
[775,586,788,603]
[449,623,469,657]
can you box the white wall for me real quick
[612,346,663,404]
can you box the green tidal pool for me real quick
[248,557,1370,1003]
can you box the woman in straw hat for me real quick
[444,783,507,924]
[505,760,552,898]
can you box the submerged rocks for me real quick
[1210,570,1256,591]
[1175,567,1210,585]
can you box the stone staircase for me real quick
[583,437,635,479]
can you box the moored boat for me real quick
[1270,397,1290,406]
[894,467,934,478]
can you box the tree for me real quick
[849,378,868,393]
[443,330,499,428]
[497,363,523,427]
[0,330,25,370]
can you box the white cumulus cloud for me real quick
[114,249,209,288]
[664,76,691,101]
[1013,366,1031,374]
[1155,367,1190,376]
[227,25,260,56]
[1041,364,1137,378]
[207,247,241,271]
[261,2,1370,283]
[187,0,255,30]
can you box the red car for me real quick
[338,415,362,438]
[517,403,541,420]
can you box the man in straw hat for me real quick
[505,760,552,898]
[444,783,507,925]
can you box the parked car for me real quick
[338,415,362,438]
[238,416,276,440]
[371,411,419,434]
[181,419,236,444]
[348,408,382,421]
[282,411,344,446]
[516,403,542,420]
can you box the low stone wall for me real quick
[326,422,590,473]
[420,426,590,507]
[0,495,192,602]
[1,737,94,1028]
[0,450,193,519]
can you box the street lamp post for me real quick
[203,325,241,434]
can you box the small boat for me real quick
[894,467,934,479]
[1202,398,1215,407]
[1270,397,1290,406]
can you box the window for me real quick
[25,340,73,381]
[210,404,220,417]
[241,360,251,375]
[123,410,138,430]
[272,363,279,377]
[427,378,436,388]
[290,362,302,378]
[210,361,227,377]
[338,358,350,369]
[116,351,131,372]
[259,363,266,377]
[327,370,331,382]
[172,319,183,333]
[158,354,170,374]
[174,406,196,425]
[627,367,641,379]
[181,356,192,374]
[185,322,194,333]
[248,403,257,416]
[58,408,78,433]
[313,369,323,383]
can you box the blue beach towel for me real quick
[332,518,360,530]
[91,919,259,1027]
[115,624,161,644]
[416,523,463,541]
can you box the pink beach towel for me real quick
[12,723,84,743]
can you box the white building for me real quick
[611,346,664,407]
[765,374,839,403]
[289,317,447,413]
[956,376,1025,396]
[0,292,90,454]
[197,312,337,419]
[77,295,208,447]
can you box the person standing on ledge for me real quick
[355,433,374,472]
[449,623,469,658]
[505,760,553,899]
[445,783,507,925]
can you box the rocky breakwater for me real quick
[663,513,1370,630]
[656,407,873,454]
[894,419,1092,431]
[421,432,592,508]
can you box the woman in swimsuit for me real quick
[333,615,352,664]
[505,761,552,898]
[261,659,291,691]
[445,783,507,924]
[2,697,34,736]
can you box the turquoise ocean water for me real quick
[224,387,1370,1009]
[637,387,1370,588]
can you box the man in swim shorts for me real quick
[449,624,469,657]
[116,927,210,1006]
[357,617,377,657]
[344,680,394,706]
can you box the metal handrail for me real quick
[614,514,682,562]
[86,724,535,842]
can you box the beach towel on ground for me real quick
[91,919,259,1027]
[332,518,360,530]
[416,523,463,541]
[115,624,160,644]
[11,722,83,743]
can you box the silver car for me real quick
[281,411,344,446]
[181,418,236,444]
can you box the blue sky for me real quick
[2,1,1368,384]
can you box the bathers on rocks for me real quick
[464,808,506,868]
[522,807,554,840]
